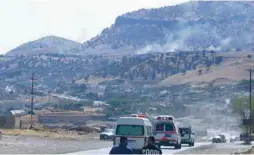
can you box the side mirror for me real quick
[192,132,195,135]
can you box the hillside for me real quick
[0,50,250,99]
[76,1,254,55]
[158,52,254,86]
[6,36,81,56]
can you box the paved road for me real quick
[176,141,253,154]
[66,142,211,154]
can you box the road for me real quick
[67,142,211,154]
[177,141,253,154]
[67,141,254,154]
[1,135,252,154]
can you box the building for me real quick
[10,110,26,129]
[0,110,26,129]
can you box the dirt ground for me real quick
[0,135,112,154]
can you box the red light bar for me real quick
[138,115,148,118]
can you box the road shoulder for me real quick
[0,135,112,154]
[175,142,252,154]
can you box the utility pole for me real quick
[249,69,252,133]
[30,72,37,129]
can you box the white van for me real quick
[153,115,182,149]
[113,117,153,153]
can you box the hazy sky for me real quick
[0,0,187,54]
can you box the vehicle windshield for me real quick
[179,128,191,134]
[116,125,144,136]
[104,129,114,133]
[155,123,175,132]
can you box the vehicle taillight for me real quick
[138,115,147,118]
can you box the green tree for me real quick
[231,95,254,132]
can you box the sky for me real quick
[0,0,188,54]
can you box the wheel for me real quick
[192,142,195,146]
[175,143,181,149]
[156,144,161,149]
[188,142,192,147]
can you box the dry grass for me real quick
[3,129,80,140]
[158,52,254,87]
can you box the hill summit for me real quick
[7,35,81,56]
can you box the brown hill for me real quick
[158,52,254,86]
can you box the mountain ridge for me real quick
[5,1,254,56]
[6,35,81,56]
[76,1,254,55]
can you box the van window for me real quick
[155,123,164,131]
[155,123,175,132]
[179,128,190,134]
[165,123,174,131]
[116,125,144,136]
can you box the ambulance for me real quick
[113,116,153,153]
[130,113,149,118]
[153,115,182,149]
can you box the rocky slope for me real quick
[76,1,254,55]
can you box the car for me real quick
[179,126,195,146]
[212,136,222,143]
[99,128,114,140]
[219,134,226,143]
[212,134,226,143]
[240,133,252,144]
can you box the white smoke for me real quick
[135,23,226,54]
